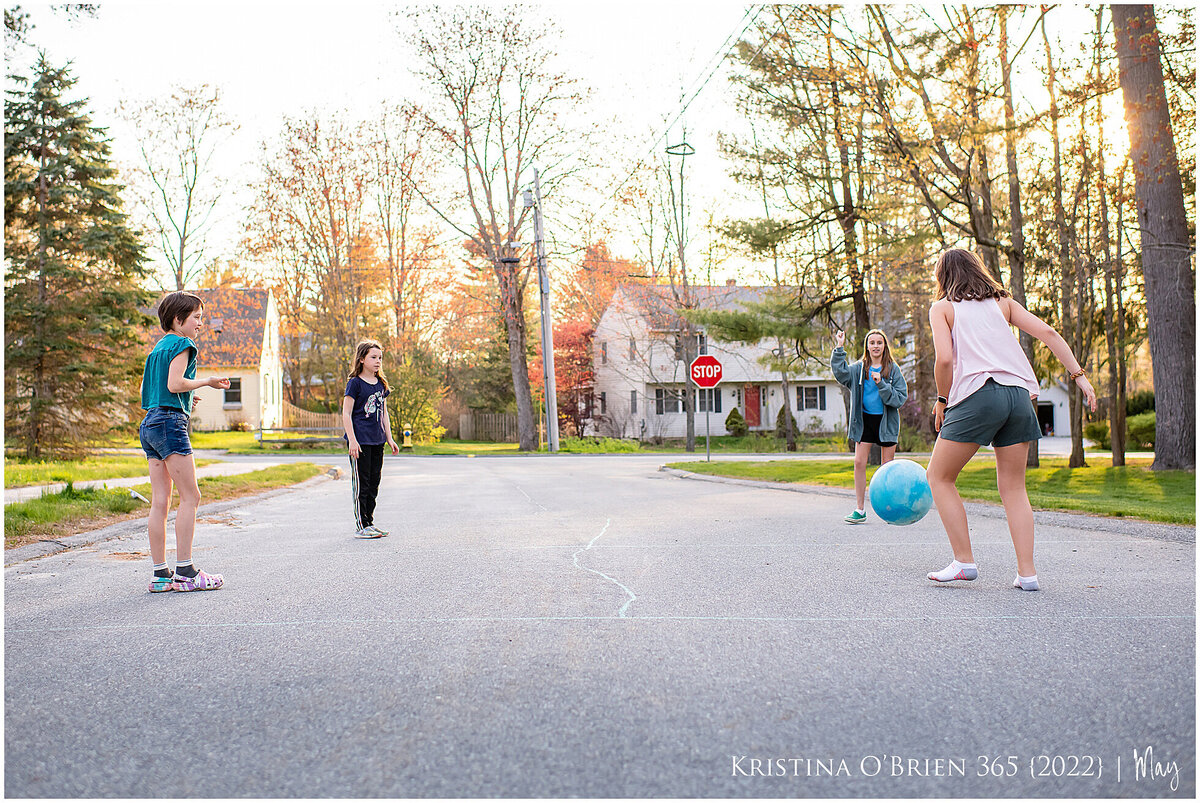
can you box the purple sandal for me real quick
[171,569,224,592]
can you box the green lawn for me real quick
[668,457,1195,525]
[5,455,220,488]
[5,463,323,547]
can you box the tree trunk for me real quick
[999,6,1038,468]
[964,9,1001,281]
[1093,8,1122,467]
[1112,4,1195,470]
[1043,18,1086,468]
[1111,166,1129,464]
[497,261,538,451]
[780,359,796,452]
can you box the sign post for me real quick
[689,355,723,462]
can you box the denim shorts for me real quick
[139,407,193,461]
[939,379,1042,447]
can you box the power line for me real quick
[581,5,768,225]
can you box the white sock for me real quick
[928,560,978,582]
[1013,574,1039,591]
[856,509,865,515]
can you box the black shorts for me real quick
[860,413,896,448]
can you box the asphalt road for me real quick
[5,454,1194,797]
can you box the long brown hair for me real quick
[935,248,1009,301]
[348,339,390,393]
[859,329,894,380]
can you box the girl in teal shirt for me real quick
[139,291,229,593]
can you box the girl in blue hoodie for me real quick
[831,329,908,523]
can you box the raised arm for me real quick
[1001,297,1097,411]
[830,330,853,387]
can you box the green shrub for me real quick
[898,428,935,453]
[1084,420,1112,449]
[1126,390,1155,417]
[1126,411,1155,449]
[724,407,749,437]
[774,405,799,439]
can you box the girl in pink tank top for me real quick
[925,249,1096,592]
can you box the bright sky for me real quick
[11,0,757,284]
[9,1,1150,289]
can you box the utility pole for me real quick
[525,167,559,452]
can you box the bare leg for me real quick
[163,453,201,564]
[853,441,872,509]
[994,441,1036,576]
[926,437,981,563]
[147,459,173,566]
[881,445,896,464]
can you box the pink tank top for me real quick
[948,299,1039,407]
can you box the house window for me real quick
[600,341,607,364]
[630,390,638,415]
[699,333,708,355]
[599,392,607,415]
[655,388,681,415]
[225,378,242,407]
[798,386,827,411]
[629,337,636,360]
[698,388,722,413]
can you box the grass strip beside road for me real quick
[4,463,324,549]
[5,455,220,488]
[668,457,1195,525]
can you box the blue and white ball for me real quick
[868,458,933,525]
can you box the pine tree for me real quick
[5,55,151,458]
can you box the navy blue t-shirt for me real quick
[344,376,390,445]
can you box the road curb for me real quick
[4,470,341,567]
[659,466,1196,544]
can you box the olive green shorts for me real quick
[938,379,1042,447]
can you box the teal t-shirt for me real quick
[141,334,198,412]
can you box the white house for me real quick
[150,287,284,432]
[589,283,846,440]
[1034,381,1073,437]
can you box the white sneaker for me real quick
[354,528,382,539]
[368,525,389,537]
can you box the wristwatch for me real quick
[936,395,948,405]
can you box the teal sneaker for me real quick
[844,510,867,524]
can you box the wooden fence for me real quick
[459,411,519,442]
[282,399,343,432]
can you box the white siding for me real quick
[589,287,847,439]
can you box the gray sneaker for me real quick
[355,527,383,539]
[367,525,389,537]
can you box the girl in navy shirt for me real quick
[342,340,399,538]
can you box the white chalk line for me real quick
[572,517,638,617]
[6,612,1193,634]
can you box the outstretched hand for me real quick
[833,329,845,349]
[1076,375,1098,412]
[208,376,231,390]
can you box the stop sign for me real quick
[689,355,723,388]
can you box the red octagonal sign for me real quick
[689,355,723,388]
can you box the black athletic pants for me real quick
[349,443,384,529]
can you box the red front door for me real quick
[744,384,761,427]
